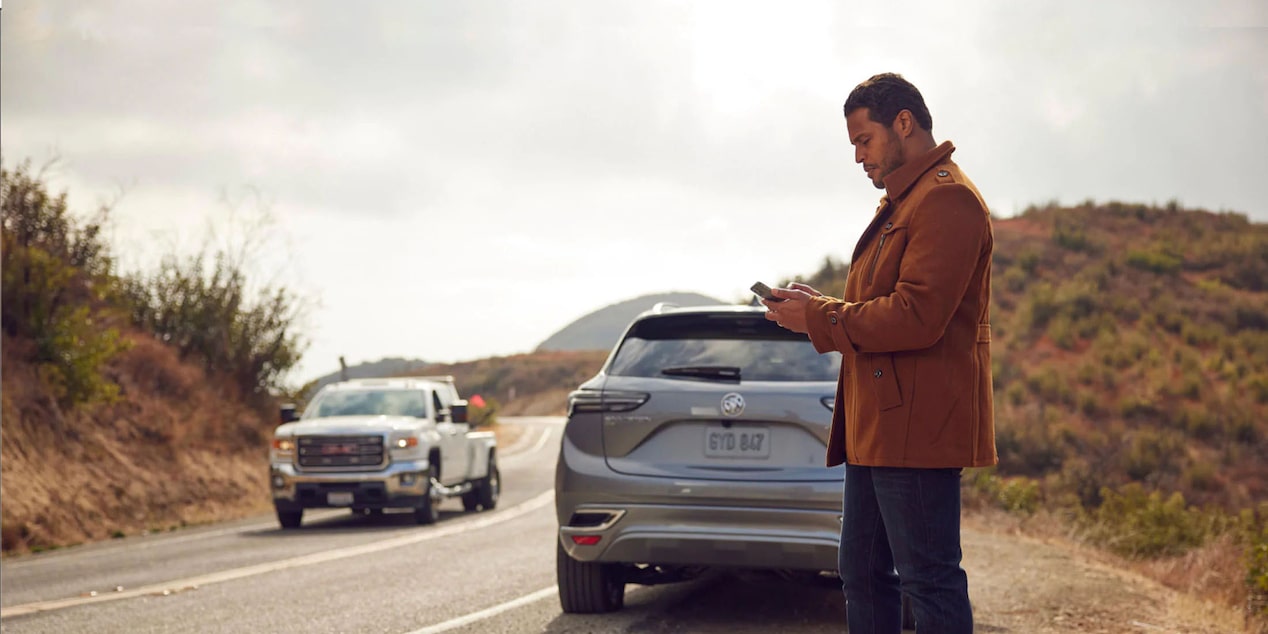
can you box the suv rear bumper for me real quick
[556,435,843,572]
[270,459,430,510]
[559,502,842,571]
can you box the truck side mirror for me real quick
[280,404,299,424]
[451,400,469,424]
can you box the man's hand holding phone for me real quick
[754,282,823,335]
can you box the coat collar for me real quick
[881,140,956,203]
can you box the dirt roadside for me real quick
[962,515,1248,633]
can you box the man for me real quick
[762,72,996,633]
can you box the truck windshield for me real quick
[304,389,429,419]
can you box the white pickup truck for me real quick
[268,376,499,528]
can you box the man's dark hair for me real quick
[843,73,933,132]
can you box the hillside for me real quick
[407,350,610,416]
[302,356,430,394]
[988,202,1267,511]
[535,291,724,352]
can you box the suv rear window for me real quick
[607,313,841,381]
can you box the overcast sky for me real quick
[3,1,1266,385]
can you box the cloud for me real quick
[4,0,1267,381]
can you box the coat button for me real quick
[829,315,838,325]
[873,369,883,378]
[884,222,893,230]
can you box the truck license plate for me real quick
[704,425,770,459]
[327,491,354,506]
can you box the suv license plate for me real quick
[704,425,770,459]
[327,491,354,506]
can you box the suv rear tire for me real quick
[557,540,625,613]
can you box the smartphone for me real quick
[750,281,784,302]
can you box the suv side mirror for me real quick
[451,400,469,424]
[279,404,299,424]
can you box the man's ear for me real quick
[892,110,914,139]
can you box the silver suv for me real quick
[555,303,845,612]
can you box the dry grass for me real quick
[964,506,1263,632]
[1,331,274,555]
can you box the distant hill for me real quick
[535,292,727,352]
[302,356,430,394]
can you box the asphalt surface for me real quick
[1,416,853,634]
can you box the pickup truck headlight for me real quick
[389,433,424,460]
[270,437,295,463]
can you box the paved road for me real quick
[0,417,852,634]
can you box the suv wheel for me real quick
[276,507,302,529]
[557,540,624,613]
[413,464,441,525]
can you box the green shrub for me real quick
[965,470,1041,515]
[1119,394,1159,420]
[1026,367,1073,406]
[1020,282,1059,331]
[467,397,500,427]
[1046,314,1076,349]
[1248,374,1268,404]
[1004,381,1026,406]
[997,477,1042,515]
[1002,266,1028,292]
[1081,484,1214,558]
[121,249,308,401]
[1121,430,1183,481]
[1077,391,1100,416]
[1054,218,1094,252]
[1,162,128,408]
[1126,246,1183,274]
[1018,249,1040,275]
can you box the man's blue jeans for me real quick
[840,463,972,633]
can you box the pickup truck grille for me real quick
[297,435,385,468]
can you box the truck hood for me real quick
[275,415,432,437]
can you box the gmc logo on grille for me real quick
[320,443,359,456]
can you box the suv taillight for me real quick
[567,389,649,416]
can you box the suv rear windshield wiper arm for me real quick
[660,365,742,381]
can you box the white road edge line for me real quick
[501,426,552,462]
[0,490,556,620]
[404,586,557,634]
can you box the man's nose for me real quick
[854,147,864,164]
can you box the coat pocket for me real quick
[868,353,903,411]
[866,224,908,288]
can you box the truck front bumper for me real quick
[270,459,432,511]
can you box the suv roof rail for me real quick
[650,302,679,314]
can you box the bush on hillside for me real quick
[120,248,307,402]
[1,162,129,407]
[1080,483,1217,558]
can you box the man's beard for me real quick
[873,131,905,189]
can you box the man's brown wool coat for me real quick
[805,141,998,469]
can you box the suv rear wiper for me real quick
[660,365,741,381]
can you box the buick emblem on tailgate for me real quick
[720,393,745,417]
